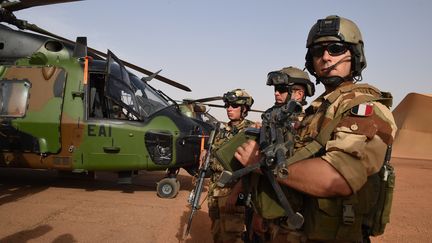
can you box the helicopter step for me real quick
[117,170,135,185]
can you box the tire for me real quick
[157,178,180,199]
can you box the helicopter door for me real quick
[78,51,145,171]
[104,50,141,120]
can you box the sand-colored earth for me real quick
[0,157,431,243]
[392,93,432,160]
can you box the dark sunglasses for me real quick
[309,42,348,57]
[274,85,290,93]
[224,103,241,109]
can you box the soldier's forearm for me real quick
[280,157,352,197]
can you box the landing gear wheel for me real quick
[157,178,180,199]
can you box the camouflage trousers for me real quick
[208,195,246,243]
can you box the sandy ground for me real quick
[0,157,431,243]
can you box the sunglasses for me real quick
[274,85,290,93]
[309,42,348,57]
[224,103,241,109]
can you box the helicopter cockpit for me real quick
[88,51,169,121]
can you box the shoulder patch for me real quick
[351,103,374,116]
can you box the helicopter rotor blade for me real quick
[205,103,264,113]
[205,104,224,108]
[1,14,192,92]
[183,96,223,104]
[1,0,82,12]
[88,47,191,91]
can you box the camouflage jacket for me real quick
[209,119,255,196]
[295,82,397,191]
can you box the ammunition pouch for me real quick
[303,172,388,241]
[366,162,395,236]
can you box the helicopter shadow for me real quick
[176,205,212,243]
[0,168,194,204]
[0,224,77,243]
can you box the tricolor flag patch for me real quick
[351,103,374,116]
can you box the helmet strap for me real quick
[317,74,353,87]
[240,106,248,119]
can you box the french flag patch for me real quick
[351,103,374,116]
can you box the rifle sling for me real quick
[262,166,303,229]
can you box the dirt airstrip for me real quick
[0,157,431,243]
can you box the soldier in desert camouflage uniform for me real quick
[208,89,255,243]
[235,15,397,242]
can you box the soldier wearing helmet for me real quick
[207,88,256,243]
[235,15,397,242]
[267,66,315,106]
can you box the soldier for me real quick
[267,66,315,105]
[208,88,256,243]
[267,66,315,129]
[242,67,315,242]
[235,15,397,242]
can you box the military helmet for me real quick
[305,15,367,79]
[223,88,254,109]
[267,66,315,97]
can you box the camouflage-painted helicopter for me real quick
[0,0,214,198]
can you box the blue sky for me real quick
[14,0,432,121]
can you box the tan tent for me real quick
[392,93,432,160]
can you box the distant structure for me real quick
[392,93,432,160]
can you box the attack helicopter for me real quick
[0,0,214,198]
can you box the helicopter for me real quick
[0,0,215,198]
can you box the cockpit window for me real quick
[105,50,141,120]
[88,51,171,121]
[0,80,31,117]
[129,74,169,117]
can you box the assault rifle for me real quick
[184,124,219,237]
[217,100,304,229]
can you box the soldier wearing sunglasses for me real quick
[208,89,256,243]
[267,66,315,105]
[235,15,397,242]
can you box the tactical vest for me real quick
[256,83,396,241]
